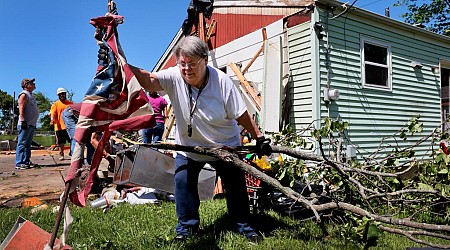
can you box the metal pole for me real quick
[11,92,15,132]
[48,181,72,248]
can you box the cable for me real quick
[360,0,384,8]
[331,0,359,20]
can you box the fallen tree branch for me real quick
[134,142,450,248]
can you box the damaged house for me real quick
[155,0,450,160]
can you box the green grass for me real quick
[33,135,56,147]
[0,199,433,250]
[0,135,57,147]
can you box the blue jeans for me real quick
[141,122,164,143]
[15,124,36,166]
[62,108,77,154]
[174,154,255,237]
[86,143,95,165]
[62,107,95,164]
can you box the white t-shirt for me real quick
[155,65,247,161]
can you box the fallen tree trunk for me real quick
[131,142,450,248]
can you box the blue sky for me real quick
[0,0,405,103]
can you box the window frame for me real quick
[360,38,392,91]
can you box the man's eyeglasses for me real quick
[177,58,203,69]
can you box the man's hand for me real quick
[20,121,28,130]
[98,44,108,63]
[256,136,272,158]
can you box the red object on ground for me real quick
[1,216,71,249]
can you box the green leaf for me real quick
[436,153,445,162]
[278,168,286,181]
[366,224,380,241]
[290,179,295,187]
[417,183,434,191]
[438,169,449,174]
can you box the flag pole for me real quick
[48,1,117,247]
[47,181,72,248]
[49,0,110,245]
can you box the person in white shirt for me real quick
[117,36,271,242]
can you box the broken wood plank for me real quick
[206,19,216,42]
[198,12,206,41]
[162,105,175,142]
[242,28,267,75]
[229,63,262,111]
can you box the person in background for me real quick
[15,78,39,170]
[140,91,168,143]
[62,104,115,170]
[61,104,80,155]
[105,36,272,242]
[50,87,73,160]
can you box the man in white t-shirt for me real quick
[125,36,271,242]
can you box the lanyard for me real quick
[187,68,209,137]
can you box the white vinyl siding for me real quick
[287,21,314,129]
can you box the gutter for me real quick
[316,0,450,45]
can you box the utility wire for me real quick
[360,0,384,8]
[331,0,359,19]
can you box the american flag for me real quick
[65,14,155,207]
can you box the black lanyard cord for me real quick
[187,68,209,137]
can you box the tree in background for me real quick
[395,0,450,36]
[34,91,52,132]
[0,90,14,130]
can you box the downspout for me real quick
[324,10,330,92]
[311,6,321,154]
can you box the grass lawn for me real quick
[0,134,57,147]
[0,199,431,250]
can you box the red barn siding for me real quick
[160,5,312,70]
[208,13,283,49]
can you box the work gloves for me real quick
[256,136,272,158]
[20,121,28,130]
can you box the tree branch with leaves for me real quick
[142,115,450,248]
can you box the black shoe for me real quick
[246,233,263,243]
[15,164,31,170]
[173,234,189,242]
[28,162,38,168]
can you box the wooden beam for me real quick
[198,12,206,41]
[206,19,216,42]
[162,105,175,142]
[229,63,261,111]
[242,28,267,75]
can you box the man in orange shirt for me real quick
[50,87,73,160]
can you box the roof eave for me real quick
[316,0,450,43]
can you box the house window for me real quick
[361,39,391,90]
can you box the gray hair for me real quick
[173,36,209,60]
